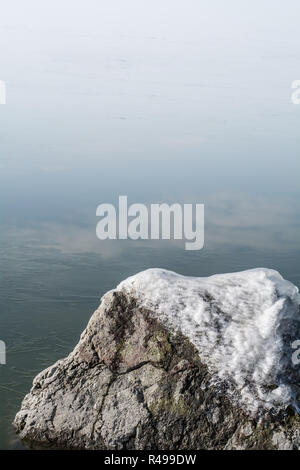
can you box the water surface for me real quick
[0,0,299,449]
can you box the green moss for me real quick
[119,339,133,355]
[146,330,172,364]
[149,395,189,417]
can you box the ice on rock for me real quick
[119,268,300,414]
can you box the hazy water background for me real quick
[0,0,300,449]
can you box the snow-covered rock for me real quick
[14,268,300,449]
[119,268,300,415]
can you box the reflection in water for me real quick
[0,191,300,448]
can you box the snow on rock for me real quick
[119,268,300,414]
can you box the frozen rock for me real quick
[13,268,300,449]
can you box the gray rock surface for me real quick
[14,278,300,450]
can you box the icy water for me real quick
[1,0,300,450]
[1,216,300,449]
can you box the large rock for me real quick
[14,268,300,449]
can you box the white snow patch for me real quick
[118,268,300,414]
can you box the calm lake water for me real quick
[0,0,300,449]
[1,213,300,449]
